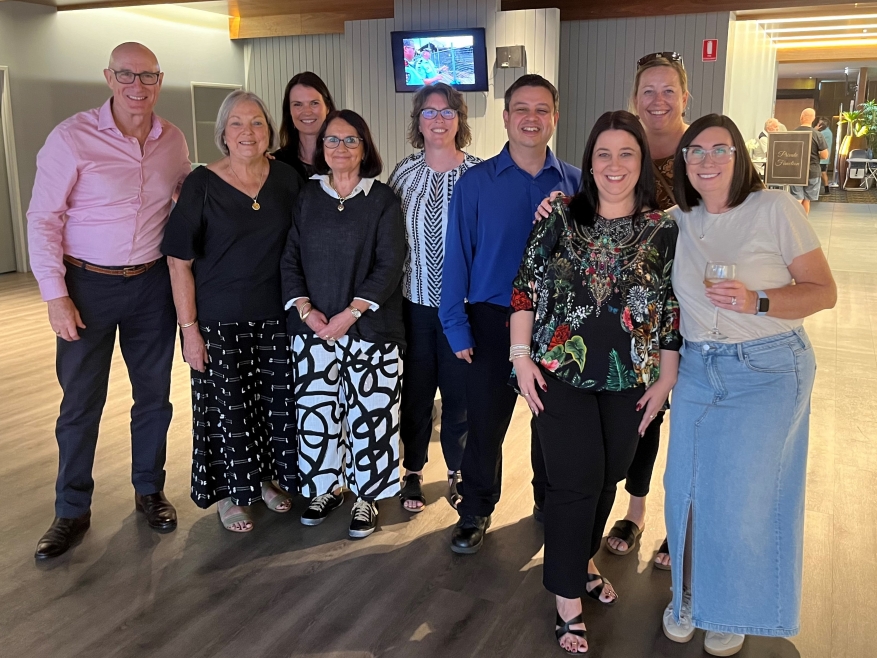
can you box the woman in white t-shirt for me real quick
[661,114,836,657]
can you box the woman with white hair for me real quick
[162,90,303,532]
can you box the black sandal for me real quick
[555,612,588,654]
[448,471,462,509]
[584,573,617,606]
[654,537,672,571]
[605,519,644,556]
[399,473,425,512]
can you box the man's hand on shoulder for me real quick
[47,296,86,341]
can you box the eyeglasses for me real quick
[420,108,458,120]
[108,69,161,85]
[682,146,736,165]
[637,52,684,69]
[323,135,364,149]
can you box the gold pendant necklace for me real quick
[227,160,267,211]
[329,175,354,212]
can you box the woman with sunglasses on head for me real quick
[661,115,835,656]
[512,111,680,654]
[388,83,482,513]
[281,110,405,540]
[274,72,337,181]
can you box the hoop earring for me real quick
[590,168,594,174]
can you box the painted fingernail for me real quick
[636,404,642,411]
[542,384,548,391]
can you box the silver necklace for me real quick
[227,161,267,210]
[329,175,355,212]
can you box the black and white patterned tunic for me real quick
[388,151,482,307]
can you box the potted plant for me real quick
[839,108,869,186]
[860,100,877,157]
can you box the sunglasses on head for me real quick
[637,52,684,69]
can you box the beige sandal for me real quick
[218,497,253,532]
[261,481,292,513]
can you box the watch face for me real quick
[758,297,770,312]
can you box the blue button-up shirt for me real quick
[439,143,582,352]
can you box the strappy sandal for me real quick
[555,612,588,654]
[261,481,292,513]
[448,471,462,509]
[217,497,253,533]
[605,519,644,556]
[584,573,617,606]
[399,473,426,512]
[654,537,672,571]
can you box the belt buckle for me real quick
[122,265,139,277]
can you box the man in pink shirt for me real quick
[28,42,191,560]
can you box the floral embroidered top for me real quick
[511,200,681,391]
[653,155,676,211]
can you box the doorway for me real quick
[0,66,24,274]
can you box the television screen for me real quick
[391,28,489,93]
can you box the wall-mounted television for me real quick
[391,28,489,93]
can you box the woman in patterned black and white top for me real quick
[388,83,481,512]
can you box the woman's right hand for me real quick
[534,191,565,223]
[514,356,547,415]
[305,309,329,335]
[181,325,208,372]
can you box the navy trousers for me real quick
[54,258,176,518]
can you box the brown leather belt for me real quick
[63,255,159,277]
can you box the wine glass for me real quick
[704,261,737,339]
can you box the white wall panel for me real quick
[557,12,731,164]
[723,18,777,143]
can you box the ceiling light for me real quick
[764,23,877,33]
[772,33,877,40]
[757,13,877,24]
[776,38,877,48]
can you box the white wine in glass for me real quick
[704,261,737,338]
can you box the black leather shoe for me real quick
[35,512,91,560]
[135,491,177,533]
[450,514,491,554]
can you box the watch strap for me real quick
[755,290,769,316]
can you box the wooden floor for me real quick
[0,201,873,658]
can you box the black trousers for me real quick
[457,303,546,518]
[54,259,176,518]
[535,376,644,599]
[400,300,467,472]
[624,410,664,497]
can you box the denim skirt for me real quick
[664,327,816,637]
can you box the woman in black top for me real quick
[162,90,302,533]
[273,72,336,180]
[281,109,405,540]
[510,111,680,654]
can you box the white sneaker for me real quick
[704,631,745,656]
[662,590,695,643]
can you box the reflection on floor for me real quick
[0,201,872,658]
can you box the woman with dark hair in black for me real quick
[510,110,681,654]
[281,110,405,540]
[274,72,337,180]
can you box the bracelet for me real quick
[510,353,532,361]
[298,302,312,321]
[509,344,531,362]
[179,319,197,329]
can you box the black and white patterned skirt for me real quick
[190,319,297,508]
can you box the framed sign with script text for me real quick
[765,132,812,187]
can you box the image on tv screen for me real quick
[402,35,476,87]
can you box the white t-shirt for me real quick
[670,189,822,343]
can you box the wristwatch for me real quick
[348,306,362,320]
[755,290,770,316]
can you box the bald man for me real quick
[789,108,828,214]
[28,43,191,559]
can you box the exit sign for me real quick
[703,39,718,62]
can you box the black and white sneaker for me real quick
[349,499,378,538]
[300,491,344,526]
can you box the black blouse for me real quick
[161,161,302,323]
[273,146,316,182]
[280,180,406,348]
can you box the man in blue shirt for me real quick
[440,74,581,554]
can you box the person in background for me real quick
[813,116,833,196]
[282,110,405,540]
[440,74,580,555]
[415,44,447,86]
[789,108,828,215]
[389,83,482,512]
[757,117,782,155]
[661,114,835,657]
[513,110,680,654]
[403,39,426,87]
[162,90,301,532]
[27,42,190,560]
[274,71,337,180]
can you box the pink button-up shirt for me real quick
[27,99,190,301]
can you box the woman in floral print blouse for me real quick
[509,110,680,655]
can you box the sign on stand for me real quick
[765,132,812,187]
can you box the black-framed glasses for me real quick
[323,135,364,149]
[420,108,457,120]
[107,69,161,85]
[637,52,684,69]
[682,146,736,165]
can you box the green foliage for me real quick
[563,336,587,371]
[605,348,636,391]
